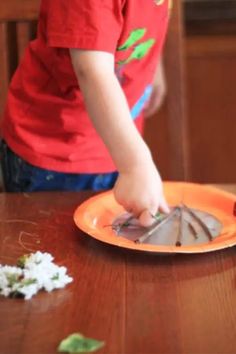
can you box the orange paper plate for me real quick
[73,182,236,254]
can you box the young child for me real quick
[1,0,170,226]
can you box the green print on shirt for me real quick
[118,28,146,51]
[155,0,172,9]
[117,28,156,66]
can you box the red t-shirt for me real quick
[2,0,169,173]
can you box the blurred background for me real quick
[145,0,236,183]
[0,0,236,185]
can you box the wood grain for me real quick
[0,0,39,117]
[144,0,189,181]
[0,0,40,21]
[0,186,236,354]
[16,22,32,61]
[0,23,10,116]
[186,35,236,183]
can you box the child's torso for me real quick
[2,0,169,173]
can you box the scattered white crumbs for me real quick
[0,251,73,300]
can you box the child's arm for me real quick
[70,49,169,226]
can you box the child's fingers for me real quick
[159,195,170,214]
[138,195,170,227]
[138,208,157,227]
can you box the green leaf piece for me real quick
[7,273,20,287]
[58,333,105,353]
[51,273,60,281]
[17,254,29,268]
[20,278,37,287]
[118,28,146,51]
[152,212,165,222]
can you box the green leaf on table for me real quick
[58,333,105,353]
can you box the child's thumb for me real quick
[138,196,170,227]
[138,209,156,228]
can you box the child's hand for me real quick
[114,162,170,227]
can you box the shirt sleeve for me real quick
[46,0,124,53]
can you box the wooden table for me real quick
[0,185,236,354]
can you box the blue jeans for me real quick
[1,142,118,192]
